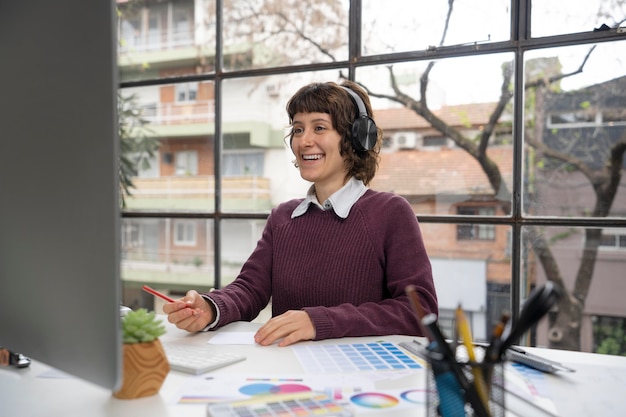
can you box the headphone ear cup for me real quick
[351,115,378,152]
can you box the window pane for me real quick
[522,226,626,351]
[222,0,349,71]
[220,219,265,287]
[359,55,514,216]
[362,0,510,56]
[120,84,215,212]
[531,0,626,38]
[421,223,512,341]
[118,0,211,82]
[221,71,342,213]
[121,218,215,301]
[523,41,626,218]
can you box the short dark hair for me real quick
[286,80,382,185]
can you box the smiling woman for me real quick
[161,80,438,348]
[287,82,382,197]
[290,111,346,201]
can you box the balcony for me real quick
[125,176,273,212]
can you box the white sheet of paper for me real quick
[208,331,257,345]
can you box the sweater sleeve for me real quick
[303,193,438,340]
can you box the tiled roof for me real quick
[371,146,513,196]
[373,102,500,131]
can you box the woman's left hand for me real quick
[254,310,315,347]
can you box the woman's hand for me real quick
[254,310,315,347]
[162,290,214,332]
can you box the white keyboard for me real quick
[162,342,246,375]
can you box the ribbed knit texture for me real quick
[205,189,438,340]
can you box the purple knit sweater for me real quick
[204,189,438,340]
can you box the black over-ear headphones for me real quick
[341,86,378,152]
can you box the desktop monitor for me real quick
[0,1,122,389]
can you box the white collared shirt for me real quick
[291,177,368,219]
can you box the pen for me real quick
[422,314,490,417]
[455,305,490,414]
[507,346,576,373]
[482,311,510,385]
[142,285,191,308]
[484,312,510,362]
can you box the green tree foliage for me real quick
[594,317,626,356]
[118,92,159,208]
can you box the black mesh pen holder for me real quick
[425,351,505,417]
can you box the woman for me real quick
[163,80,438,347]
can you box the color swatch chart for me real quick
[292,341,423,373]
[207,391,352,417]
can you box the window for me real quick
[121,222,142,250]
[599,229,626,250]
[117,0,626,354]
[120,17,141,50]
[423,136,448,147]
[172,1,193,46]
[118,0,194,53]
[223,151,264,177]
[174,150,198,176]
[457,207,496,240]
[174,221,197,246]
[176,83,198,102]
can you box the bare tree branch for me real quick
[479,62,513,155]
[525,46,597,90]
[274,11,338,62]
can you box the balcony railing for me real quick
[142,100,215,125]
[119,28,195,54]
[125,176,272,211]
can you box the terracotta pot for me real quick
[113,339,170,399]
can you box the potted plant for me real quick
[113,308,170,399]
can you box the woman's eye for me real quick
[292,127,303,135]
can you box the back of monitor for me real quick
[0,0,122,390]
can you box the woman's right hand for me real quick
[162,290,214,332]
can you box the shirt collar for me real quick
[291,177,367,219]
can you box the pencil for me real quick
[142,285,191,308]
[456,305,491,415]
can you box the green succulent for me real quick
[121,308,166,344]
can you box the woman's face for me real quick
[291,111,347,193]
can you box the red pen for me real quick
[142,285,191,308]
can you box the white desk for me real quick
[2,320,626,417]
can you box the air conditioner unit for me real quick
[391,131,420,149]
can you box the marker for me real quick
[142,285,191,308]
